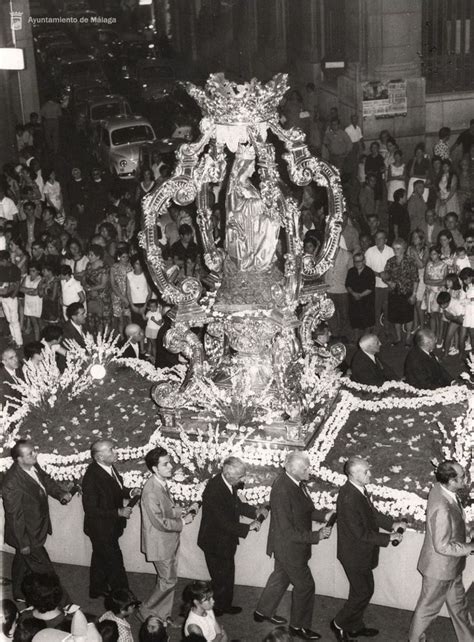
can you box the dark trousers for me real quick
[12,545,71,604]
[335,565,375,632]
[256,557,315,630]
[89,535,129,596]
[204,552,235,611]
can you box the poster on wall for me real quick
[362,80,407,118]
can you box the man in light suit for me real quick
[139,447,196,623]
[409,460,474,641]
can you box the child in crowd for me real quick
[422,246,448,346]
[460,267,474,349]
[144,299,162,361]
[138,615,169,642]
[99,589,139,642]
[96,619,120,642]
[182,581,227,642]
[454,247,471,273]
[20,263,42,340]
[59,265,85,321]
[444,273,462,299]
[437,291,465,356]
[0,598,18,640]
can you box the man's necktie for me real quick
[455,494,464,511]
[111,467,122,488]
[300,481,312,501]
[364,488,372,503]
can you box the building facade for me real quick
[169,0,474,154]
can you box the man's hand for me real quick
[319,526,332,540]
[182,513,194,525]
[60,492,73,505]
[118,507,133,519]
[390,532,403,544]
[130,487,141,498]
[20,546,31,555]
[249,520,261,532]
[188,502,201,515]
[255,507,269,520]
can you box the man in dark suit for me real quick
[0,347,22,405]
[331,457,405,641]
[62,302,87,349]
[198,456,263,616]
[350,334,397,386]
[255,452,333,641]
[2,439,72,603]
[82,439,140,599]
[404,329,454,389]
[120,323,148,360]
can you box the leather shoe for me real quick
[330,620,350,641]
[224,606,242,615]
[288,626,321,640]
[253,611,287,625]
[348,627,379,637]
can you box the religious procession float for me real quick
[0,74,472,528]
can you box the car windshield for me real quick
[91,102,123,120]
[111,125,154,146]
[139,66,174,81]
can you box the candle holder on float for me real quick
[140,73,346,442]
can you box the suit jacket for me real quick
[418,483,470,581]
[419,221,442,246]
[266,472,327,565]
[350,349,397,386]
[404,346,453,389]
[0,367,22,405]
[82,461,131,540]
[140,475,183,561]
[120,343,147,360]
[198,474,256,559]
[62,321,86,349]
[2,462,64,550]
[336,481,393,570]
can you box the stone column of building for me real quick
[286,0,322,86]
[338,0,425,153]
[0,0,40,166]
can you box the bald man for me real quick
[121,323,145,359]
[255,452,333,640]
[331,457,406,641]
[198,456,264,616]
[350,334,397,386]
[82,439,140,599]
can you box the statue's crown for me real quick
[236,144,256,160]
[185,72,289,125]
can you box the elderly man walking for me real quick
[409,460,474,641]
[254,452,334,640]
[198,456,264,616]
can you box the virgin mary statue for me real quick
[225,144,280,273]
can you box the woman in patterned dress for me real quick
[383,239,418,346]
[110,247,132,335]
[83,244,111,334]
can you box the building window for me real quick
[422,0,474,93]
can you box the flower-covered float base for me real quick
[1,350,471,530]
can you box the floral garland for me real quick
[1,354,471,524]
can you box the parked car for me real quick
[95,115,156,179]
[120,59,176,103]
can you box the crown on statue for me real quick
[186,72,289,125]
[236,144,256,160]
